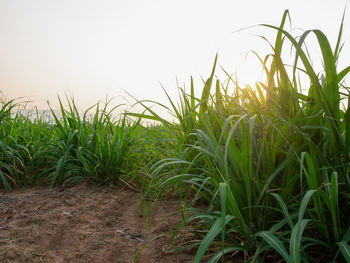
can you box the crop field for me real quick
[1,11,350,262]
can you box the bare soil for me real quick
[0,183,194,263]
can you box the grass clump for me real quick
[0,95,141,189]
[136,10,350,262]
[48,96,140,186]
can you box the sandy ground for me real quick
[0,183,195,263]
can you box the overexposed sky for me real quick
[0,0,349,111]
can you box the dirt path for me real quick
[0,183,194,262]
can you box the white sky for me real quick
[0,0,349,112]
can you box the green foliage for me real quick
[0,95,140,188]
[136,10,350,262]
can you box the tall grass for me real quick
[0,98,57,188]
[136,10,350,262]
[0,96,141,189]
